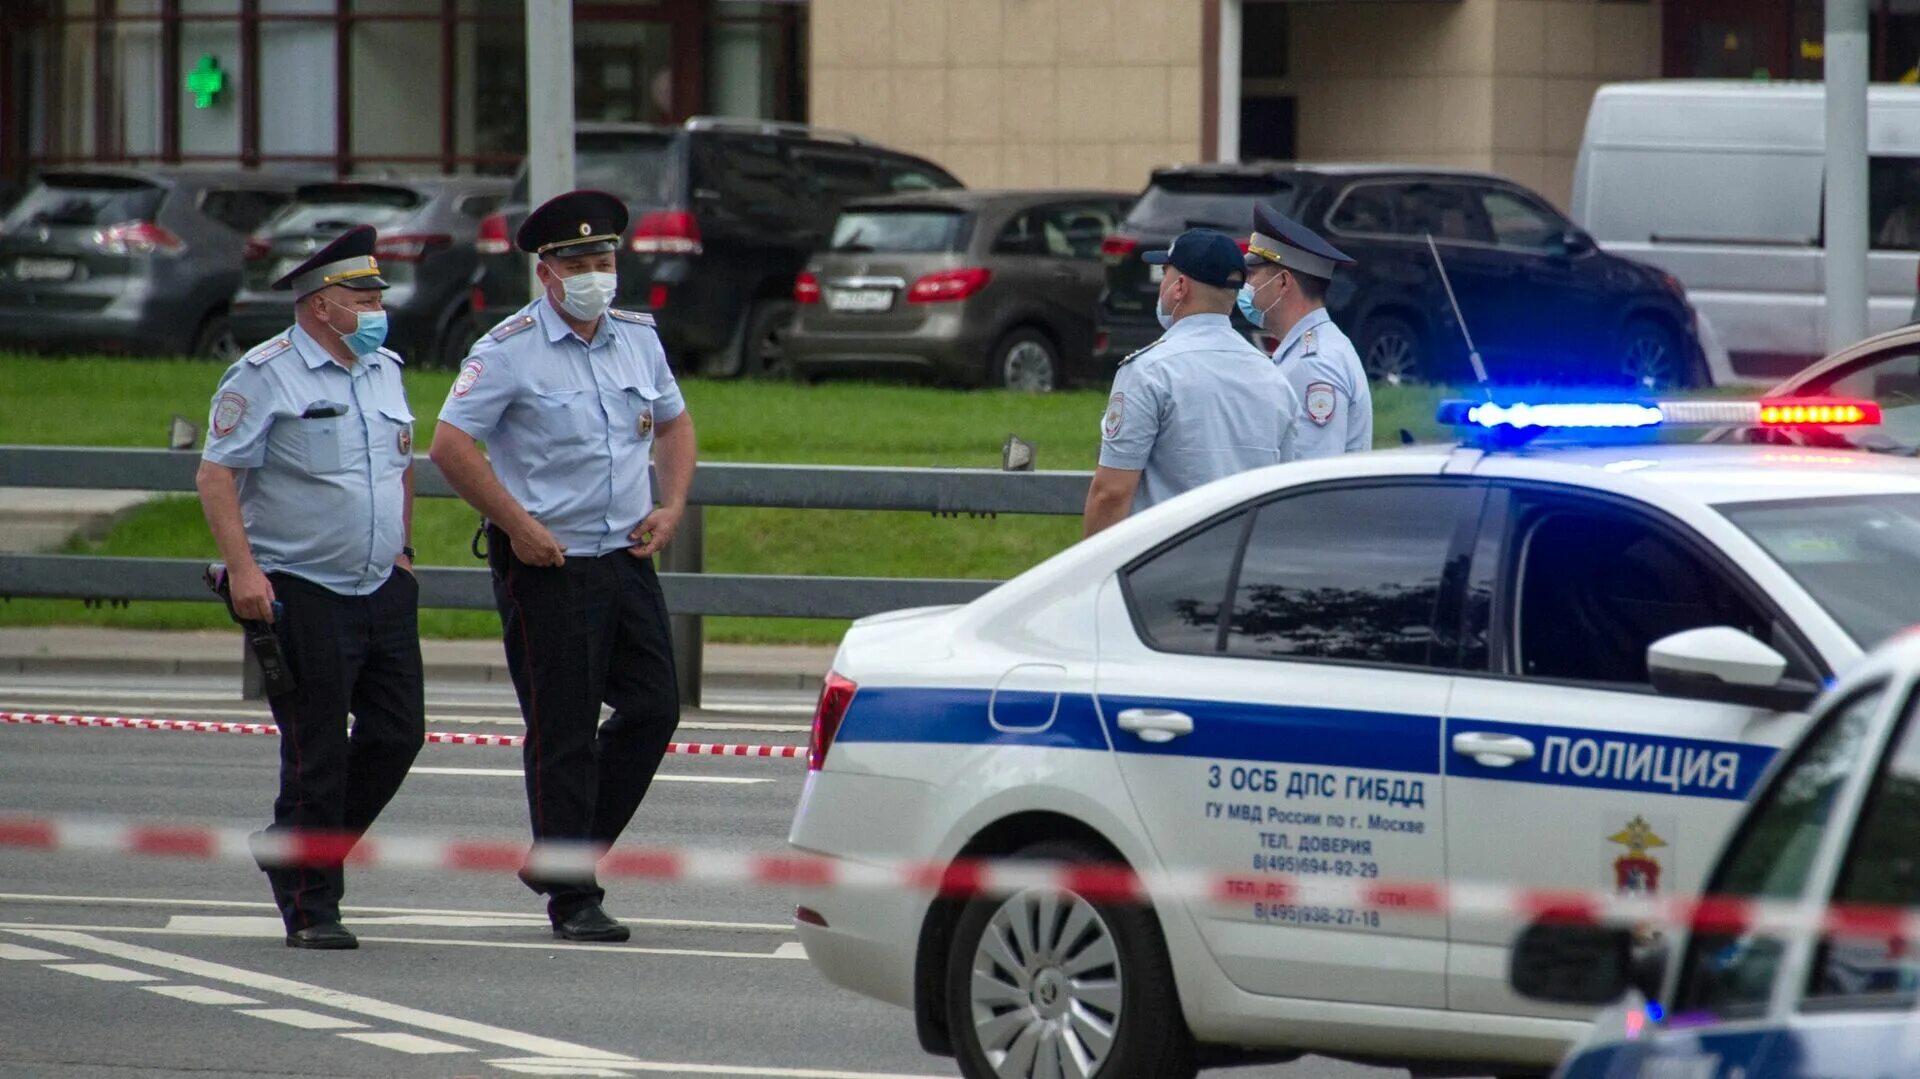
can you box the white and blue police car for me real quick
[1510,627,1920,1079]
[787,395,1920,1079]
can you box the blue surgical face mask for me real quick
[1155,298,1174,330]
[1238,279,1280,329]
[336,308,389,356]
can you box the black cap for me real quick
[272,224,388,298]
[1245,201,1354,278]
[516,189,629,256]
[1142,229,1246,289]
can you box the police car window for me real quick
[1226,485,1478,668]
[1123,512,1251,654]
[1807,689,1920,1007]
[1512,505,1778,687]
[1675,685,1884,1019]
[1722,494,1920,652]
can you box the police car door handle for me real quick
[1116,708,1194,744]
[1450,731,1536,767]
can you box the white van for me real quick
[1573,80,1920,385]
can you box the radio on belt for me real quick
[203,561,297,696]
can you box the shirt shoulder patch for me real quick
[487,315,538,343]
[242,338,293,366]
[1118,338,1163,368]
[375,345,405,365]
[607,308,656,327]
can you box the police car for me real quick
[1510,629,1920,1079]
[787,396,1920,1078]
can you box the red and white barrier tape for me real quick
[0,711,805,760]
[0,812,1915,940]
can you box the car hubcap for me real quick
[758,322,788,377]
[968,888,1121,1079]
[1364,331,1417,386]
[1004,341,1056,392]
[1624,334,1673,389]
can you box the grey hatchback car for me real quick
[787,189,1133,391]
[0,168,306,358]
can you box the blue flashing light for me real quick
[1645,1000,1665,1023]
[1454,401,1665,430]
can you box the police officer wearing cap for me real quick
[1240,202,1374,458]
[1083,228,1301,537]
[195,225,424,951]
[430,189,695,943]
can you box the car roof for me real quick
[35,166,315,188]
[1469,441,1920,506]
[842,188,1129,212]
[1148,161,1509,183]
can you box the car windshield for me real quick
[1720,493,1920,650]
[269,186,421,234]
[829,209,967,253]
[1123,175,1296,235]
[3,176,163,229]
[510,132,676,208]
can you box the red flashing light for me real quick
[475,212,511,255]
[907,267,991,304]
[1757,398,1881,427]
[631,211,703,256]
[794,270,822,305]
[808,672,857,772]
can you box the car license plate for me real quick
[13,256,75,282]
[827,288,894,313]
[1148,263,1165,282]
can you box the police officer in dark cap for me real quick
[431,190,696,942]
[1240,202,1373,457]
[196,224,425,950]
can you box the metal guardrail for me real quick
[0,446,1091,705]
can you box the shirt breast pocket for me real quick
[530,388,596,446]
[620,384,663,444]
[299,416,347,474]
[378,404,416,464]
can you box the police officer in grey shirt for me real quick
[1083,229,1301,537]
[195,225,423,951]
[1240,202,1373,458]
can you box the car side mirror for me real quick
[1557,229,1595,255]
[1648,626,1818,712]
[1509,922,1634,1004]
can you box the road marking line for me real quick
[771,941,808,959]
[339,1031,470,1054]
[164,914,541,936]
[409,766,773,785]
[0,894,790,933]
[44,961,162,982]
[490,1064,628,1077]
[0,942,66,961]
[238,1007,367,1030]
[143,984,262,1006]
[485,1059,951,1079]
[2,921,805,960]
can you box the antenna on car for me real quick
[1424,232,1492,398]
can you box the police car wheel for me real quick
[992,329,1060,393]
[945,839,1196,1079]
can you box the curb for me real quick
[0,655,820,693]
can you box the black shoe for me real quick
[285,923,358,950]
[552,906,630,943]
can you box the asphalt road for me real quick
[0,672,1434,1079]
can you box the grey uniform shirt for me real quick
[1099,313,1302,514]
[1273,308,1373,459]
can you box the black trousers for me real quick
[261,571,425,931]
[488,529,680,920]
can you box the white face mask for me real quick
[555,270,617,321]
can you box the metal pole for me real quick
[1826,0,1871,352]
[658,505,704,710]
[1216,0,1242,162]
[524,0,576,299]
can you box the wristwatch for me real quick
[401,546,416,560]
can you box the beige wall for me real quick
[808,0,1207,191]
[1285,0,1661,209]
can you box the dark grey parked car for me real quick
[229,177,508,367]
[786,189,1133,391]
[0,167,306,358]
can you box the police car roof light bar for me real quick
[1436,397,1883,432]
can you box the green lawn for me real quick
[2,354,1450,643]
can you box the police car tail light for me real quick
[907,267,991,303]
[91,220,185,257]
[808,672,857,772]
[794,271,822,305]
[1756,398,1881,427]
[475,212,511,256]
[630,211,704,257]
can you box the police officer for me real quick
[1083,229,1301,537]
[429,190,694,943]
[1240,203,1373,458]
[195,225,424,951]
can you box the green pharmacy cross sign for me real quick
[186,55,226,109]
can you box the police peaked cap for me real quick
[273,224,389,298]
[518,189,629,256]
[1245,201,1354,280]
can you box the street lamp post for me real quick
[1826,0,1870,352]
[524,0,576,299]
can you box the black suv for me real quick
[469,118,962,376]
[229,176,509,366]
[0,168,306,358]
[1096,164,1707,388]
